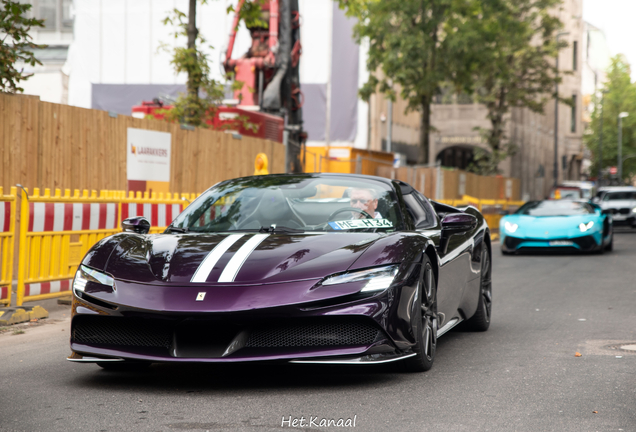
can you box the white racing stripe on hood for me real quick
[191,234,245,283]
[218,233,270,282]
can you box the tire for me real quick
[97,361,151,371]
[403,257,437,372]
[605,234,613,252]
[464,245,492,332]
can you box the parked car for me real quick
[68,173,493,372]
[593,186,636,227]
[561,181,596,200]
[500,200,613,254]
[548,185,583,200]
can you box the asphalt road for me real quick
[1,231,635,432]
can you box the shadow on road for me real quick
[68,337,462,392]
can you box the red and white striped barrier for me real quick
[28,202,119,232]
[121,203,183,227]
[24,279,71,297]
[0,201,10,232]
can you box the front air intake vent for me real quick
[72,316,172,349]
[246,320,379,348]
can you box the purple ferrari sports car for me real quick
[68,173,492,372]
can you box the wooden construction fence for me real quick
[376,165,521,201]
[0,93,285,194]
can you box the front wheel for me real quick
[403,257,437,372]
[464,245,492,331]
[605,233,613,252]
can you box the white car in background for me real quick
[593,186,636,228]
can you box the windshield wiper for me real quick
[259,224,304,234]
[167,225,189,233]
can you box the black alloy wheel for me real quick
[403,256,437,372]
[464,245,492,331]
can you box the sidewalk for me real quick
[0,296,71,335]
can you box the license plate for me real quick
[549,240,573,246]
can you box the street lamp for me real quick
[618,112,629,183]
[554,31,569,187]
[598,90,608,185]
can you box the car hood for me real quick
[101,232,383,285]
[502,214,601,238]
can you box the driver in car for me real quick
[350,188,383,219]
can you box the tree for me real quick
[0,0,46,93]
[584,55,636,183]
[456,0,566,175]
[338,0,458,164]
[160,0,265,129]
[160,0,225,127]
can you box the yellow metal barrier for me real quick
[437,195,525,240]
[15,188,197,306]
[0,187,17,306]
[119,190,197,234]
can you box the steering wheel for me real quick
[328,207,373,220]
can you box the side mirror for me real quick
[122,216,151,234]
[441,213,478,233]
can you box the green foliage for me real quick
[0,0,46,93]
[160,5,225,127]
[456,0,566,175]
[227,0,268,29]
[338,0,458,164]
[584,55,636,182]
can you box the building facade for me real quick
[368,0,585,200]
[18,0,74,104]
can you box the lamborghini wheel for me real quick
[403,256,437,372]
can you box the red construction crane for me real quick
[132,0,305,172]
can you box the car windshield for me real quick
[603,191,636,201]
[169,175,403,233]
[516,200,595,216]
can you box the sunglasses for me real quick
[350,199,372,205]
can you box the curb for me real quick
[0,306,49,325]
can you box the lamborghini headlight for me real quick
[578,221,594,232]
[321,264,400,292]
[504,221,518,233]
[73,265,115,295]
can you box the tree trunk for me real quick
[187,0,198,100]
[418,95,431,165]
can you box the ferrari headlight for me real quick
[321,265,400,292]
[73,265,115,295]
[504,221,518,233]
[578,221,594,232]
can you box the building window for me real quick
[571,95,577,133]
[26,0,73,32]
[572,41,578,71]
